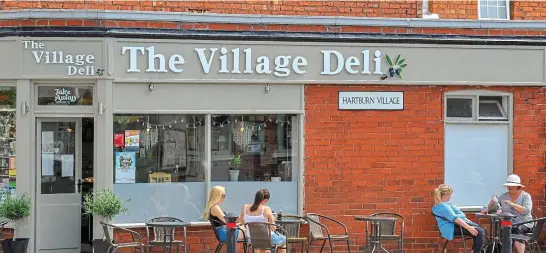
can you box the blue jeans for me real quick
[215,225,241,242]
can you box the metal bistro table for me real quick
[355,216,399,253]
[475,213,503,253]
[145,221,190,253]
[276,217,306,253]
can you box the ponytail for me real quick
[433,188,442,205]
[250,189,270,212]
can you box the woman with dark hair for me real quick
[240,189,286,253]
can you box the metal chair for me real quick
[146,217,186,253]
[432,213,472,253]
[208,217,248,253]
[511,217,546,253]
[368,212,404,253]
[100,222,145,253]
[305,213,351,253]
[277,215,308,253]
[244,222,287,253]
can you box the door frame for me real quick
[34,117,83,253]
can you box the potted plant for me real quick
[0,192,31,253]
[82,189,129,253]
[228,154,242,181]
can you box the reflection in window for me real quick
[446,98,473,118]
[112,114,206,223]
[0,87,16,198]
[113,115,206,183]
[211,115,295,182]
[40,122,76,194]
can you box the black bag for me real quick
[1,238,29,253]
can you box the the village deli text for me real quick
[121,46,386,77]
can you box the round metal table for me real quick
[355,216,399,253]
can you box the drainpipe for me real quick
[422,0,440,19]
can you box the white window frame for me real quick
[444,90,513,211]
[478,0,510,20]
[478,100,508,121]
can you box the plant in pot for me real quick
[0,192,31,253]
[228,154,242,182]
[82,189,129,253]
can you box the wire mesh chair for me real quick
[432,213,472,253]
[511,217,546,253]
[208,217,249,253]
[146,217,186,253]
[368,212,404,253]
[244,222,287,253]
[305,213,351,253]
[100,222,145,253]
[277,215,308,253]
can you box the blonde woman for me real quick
[203,186,244,241]
[432,184,486,253]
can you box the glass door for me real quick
[35,118,81,253]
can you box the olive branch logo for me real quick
[381,54,407,80]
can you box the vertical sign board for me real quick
[338,91,404,110]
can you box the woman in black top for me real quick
[203,186,244,241]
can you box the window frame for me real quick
[111,112,305,223]
[478,0,510,20]
[444,90,513,211]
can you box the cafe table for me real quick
[355,215,399,253]
[475,212,503,253]
[145,221,190,253]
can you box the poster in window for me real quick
[115,152,136,184]
[114,133,125,148]
[124,130,140,152]
[162,130,187,168]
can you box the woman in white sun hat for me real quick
[487,174,533,253]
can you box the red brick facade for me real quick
[1,1,546,252]
[1,0,545,20]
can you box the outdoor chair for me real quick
[511,217,546,253]
[146,217,186,253]
[208,217,248,253]
[277,215,308,253]
[305,213,351,253]
[432,213,472,253]
[368,212,404,253]
[100,222,145,253]
[244,222,287,253]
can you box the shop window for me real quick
[210,114,298,216]
[444,92,511,207]
[112,114,206,223]
[0,87,16,199]
[478,0,509,20]
[37,86,93,106]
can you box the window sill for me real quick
[459,206,482,212]
[113,221,211,229]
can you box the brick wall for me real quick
[2,0,546,20]
[304,85,546,252]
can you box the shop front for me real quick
[0,36,544,252]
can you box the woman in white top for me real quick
[240,189,286,253]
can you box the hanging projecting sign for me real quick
[338,91,404,110]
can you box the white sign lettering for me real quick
[22,40,97,76]
[54,88,78,104]
[338,91,404,110]
[121,46,385,77]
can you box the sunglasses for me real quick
[221,194,226,199]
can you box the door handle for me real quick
[77,179,82,193]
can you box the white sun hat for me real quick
[503,174,525,187]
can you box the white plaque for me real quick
[338,91,404,110]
